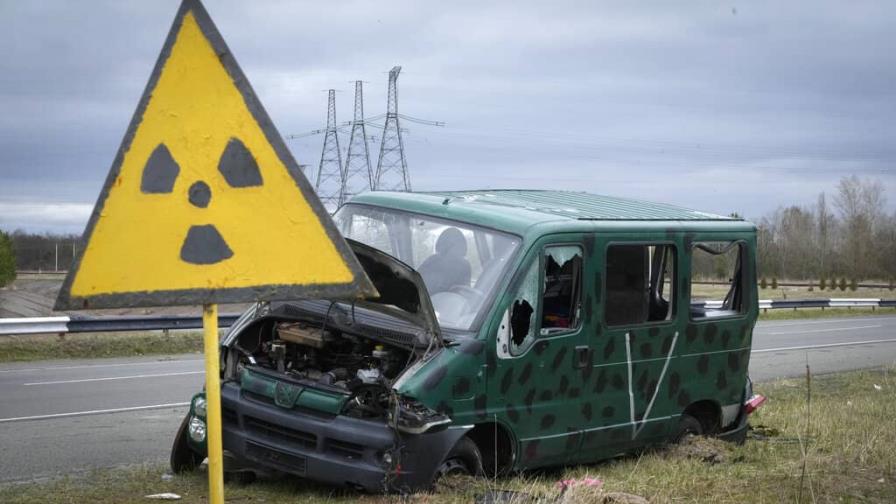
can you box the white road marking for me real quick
[23,370,204,386]
[763,324,881,336]
[0,402,190,423]
[0,359,203,374]
[753,338,896,354]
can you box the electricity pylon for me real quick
[374,66,410,192]
[315,89,343,210]
[341,81,373,204]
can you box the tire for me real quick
[674,414,703,443]
[170,414,204,473]
[435,437,484,480]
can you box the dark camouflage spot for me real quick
[568,387,581,399]
[602,406,615,418]
[452,377,470,397]
[603,338,616,359]
[423,365,447,390]
[716,370,728,390]
[501,367,514,394]
[551,347,568,372]
[525,440,539,460]
[727,352,740,372]
[584,296,594,322]
[540,414,556,429]
[558,375,570,395]
[534,340,550,355]
[669,372,681,398]
[686,324,698,344]
[506,404,520,423]
[704,323,718,344]
[721,330,731,347]
[524,389,536,413]
[636,369,648,392]
[474,394,488,418]
[640,343,653,358]
[539,390,553,402]
[594,369,608,393]
[646,379,658,399]
[661,335,673,355]
[677,390,692,407]
[518,362,533,385]
[697,354,709,374]
[611,373,625,390]
[581,402,593,420]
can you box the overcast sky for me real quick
[1,0,894,234]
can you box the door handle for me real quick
[574,345,591,369]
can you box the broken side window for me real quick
[605,244,676,327]
[541,245,583,335]
[690,241,745,319]
[509,258,540,355]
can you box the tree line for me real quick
[756,175,896,282]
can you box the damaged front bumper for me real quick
[209,382,468,492]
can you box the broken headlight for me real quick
[391,396,451,434]
[188,416,207,443]
[192,394,207,419]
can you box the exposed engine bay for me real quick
[226,312,445,429]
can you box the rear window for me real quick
[690,241,745,319]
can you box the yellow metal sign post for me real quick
[55,1,375,502]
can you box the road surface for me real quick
[1,316,895,483]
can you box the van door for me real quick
[490,235,588,468]
[575,234,681,460]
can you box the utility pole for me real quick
[314,89,343,211]
[374,66,410,192]
[55,243,59,272]
[341,81,373,204]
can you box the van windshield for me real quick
[334,204,520,331]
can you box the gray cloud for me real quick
[1,0,894,232]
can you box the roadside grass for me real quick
[759,307,896,321]
[2,366,893,503]
[692,284,896,301]
[0,330,203,362]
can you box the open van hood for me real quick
[347,239,442,347]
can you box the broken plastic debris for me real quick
[145,493,181,500]
[873,384,882,391]
[556,477,603,490]
[160,473,173,482]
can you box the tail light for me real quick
[744,394,766,415]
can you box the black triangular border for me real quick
[55,0,376,310]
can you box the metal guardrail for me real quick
[0,314,240,336]
[0,299,894,336]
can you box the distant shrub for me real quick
[849,278,858,291]
[889,278,894,292]
[771,277,778,290]
[819,277,827,291]
[760,277,768,290]
[839,277,848,291]
[0,231,16,288]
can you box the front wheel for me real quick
[435,437,483,480]
[170,414,204,473]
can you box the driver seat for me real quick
[418,227,472,294]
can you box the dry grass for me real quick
[2,366,893,503]
[0,330,204,362]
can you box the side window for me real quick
[541,246,583,335]
[505,245,584,356]
[605,244,676,327]
[690,241,745,319]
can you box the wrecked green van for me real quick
[170,190,766,492]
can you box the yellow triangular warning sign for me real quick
[56,0,375,309]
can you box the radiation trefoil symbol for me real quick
[141,138,261,265]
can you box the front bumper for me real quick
[216,382,468,492]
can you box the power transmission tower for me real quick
[315,89,343,210]
[374,66,410,192]
[341,81,373,204]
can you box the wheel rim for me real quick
[437,458,470,478]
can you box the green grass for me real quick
[759,307,896,321]
[2,366,893,503]
[0,331,204,362]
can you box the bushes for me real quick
[819,277,827,291]
[0,231,16,287]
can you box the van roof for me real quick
[348,190,752,236]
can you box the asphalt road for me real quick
[1,316,895,483]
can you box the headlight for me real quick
[188,416,206,443]
[192,395,207,419]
